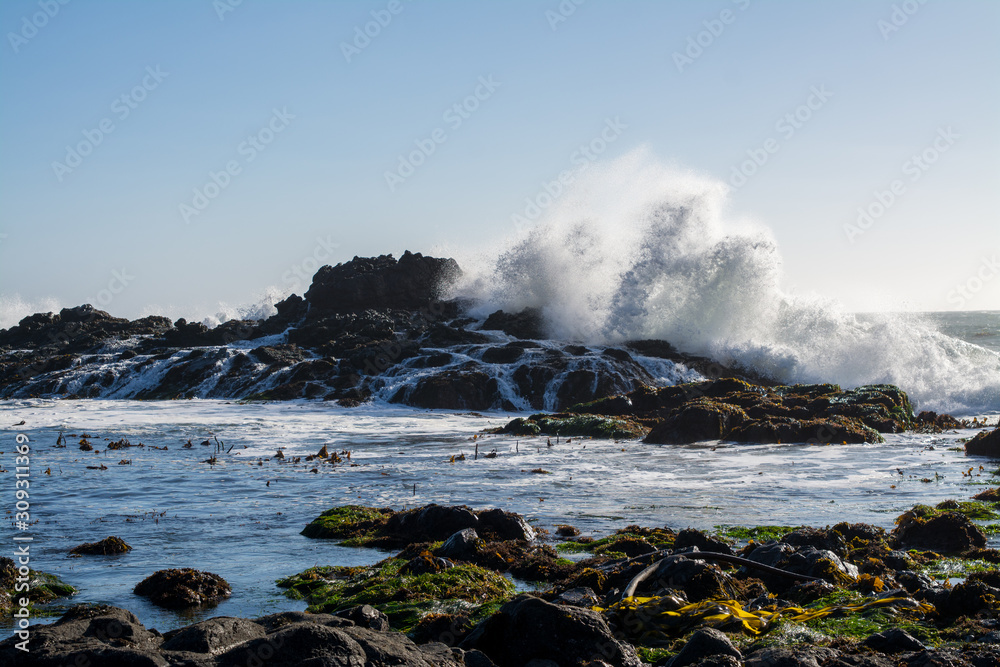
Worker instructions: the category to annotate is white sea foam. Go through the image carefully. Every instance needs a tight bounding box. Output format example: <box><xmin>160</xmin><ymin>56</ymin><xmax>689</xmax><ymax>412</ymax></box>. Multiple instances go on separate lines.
<box><xmin>451</xmin><ymin>147</ymin><xmax>1000</xmax><ymax>414</ymax></box>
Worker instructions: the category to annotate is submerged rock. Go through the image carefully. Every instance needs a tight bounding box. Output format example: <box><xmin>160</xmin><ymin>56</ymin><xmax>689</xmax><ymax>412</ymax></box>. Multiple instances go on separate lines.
<box><xmin>69</xmin><ymin>536</ymin><xmax>132</xmax><ymax>556</ymax></box>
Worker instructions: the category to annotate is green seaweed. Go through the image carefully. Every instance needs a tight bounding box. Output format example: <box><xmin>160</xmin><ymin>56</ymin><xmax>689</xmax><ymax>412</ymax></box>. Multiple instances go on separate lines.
<box><xmin>714</xmin><ymin>525</ymin><xmax>799</xmax><ymax>543</ymax></box>
<box><xmin>277</xmin><ymin>558</ymin><xmax>515</xmax><ymax>631</ymax></box>
<box><xmin>490</xmin><ymin>413</ymin><xmax>646</xmax><ymax>439</ymax></box>
<box><xmin>300</xmin><ymin>505</ymin><xmax>394</xmax><ymax>543</ymax></box>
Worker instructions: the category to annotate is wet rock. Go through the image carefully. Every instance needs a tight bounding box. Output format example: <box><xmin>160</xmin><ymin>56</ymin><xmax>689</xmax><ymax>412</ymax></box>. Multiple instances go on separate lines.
<box><xmin>890</xmin><ymin>510</ymin><xmax>987</xmax><ymax>553</ymax></box>
<box><xmin>477</xmin><ymin>508</ymin><xmax>536</xmax><ymax>542</ymax></box>
<box><xmin>160</xmin><ymin>616</ymin><xmax>265</xmax><ymax>654</ymax></box>
<box><xmin>666</xmin><ymin>628</ymin><xmax>741</xmax><ymax>667</ymax></box>
<box><xmin>69</xmin><ymin>536</ymin><xmax>132</xmax><ymax>556</ymax></box>
<box><xmin>460</xmin><ymin>594</ymin><xmax>642</xmax><ymax>667</ymax></box>
<box><xmin>250</xmin><ymin>344</ymin><xmax>307</xmax><ymax>367</ymax></box>
<box><xmin>643</xmin><ymin>400</ymin><xmax>748</xmax><ymax>444</ymax></box>
<box><xmin>937</xmin><ymin>579</ymin><xmax>1000</xmax><ymax>619</ymax></box>
<box><xmin>386</xmin><ymin>505</ymin><xmax>480</xmax><ymax>543</ymax></box>
<box><xmin>744</xmin><ymin>646</ymin><xmax>839</xmax><ymax>667</ymax></box>
<box><xmin>482</xmin><ymin>308</ymin><xmax>545</xmax><ymax>339</ymax></box>
<box><xmin>780</xmin><ymin>527</ymin><xmax>847</xmax><ymax>560</ymax></box>
<box><xmin>966</xmin><ymin>427</ymin><xmax>1000</xmax><ymax>457</ymax></box>
<box><xmin>652</xmin><ymin>556</ymin><xmax>737</xmax><ymax>602</ymax></box>
<box><xmin>862</xmin><ymin>628</ymin><xmax>925</xmax><ymax>653</ymax></box>
<box><xmin>395</xmin><ymin>370</ymin><xmax>502</xmax><ymax>410</ymax></box>
<box><xmin>334</xmin><ymin>604</ymin><xmax>391</xmax><ymax>631</ymax></box>
<box><xmin>555</xmin><ymin>587</ymin><xmax>599</xmax><ymax>607</ymax></box>
<box><xmin>133</xmin><ymin>568</ymin><xmax>232</xmax><ymax>608</ymax></box>
<box><xmin>673</xmin><ymin>529</ymin><xmax>734</xmax><ymax>556</ymax></box>
<box><xmin>304</xmin><ymin>251</ymin><xmax>460</xmax><ymax>312</ymax></box>
<box><xmin>481</xmin><ymin>345</ymin><xmax>525</xmax><ymax>364</ymax></box>
<box><xmin>436</xmin><ymin>528</ymin><xmax>483</xmax><ymax>561</ymax></box>
<box><xmin>727</xmin><ymin>415</ymin><xmax>882</xmax><ymax>444</ymax></box>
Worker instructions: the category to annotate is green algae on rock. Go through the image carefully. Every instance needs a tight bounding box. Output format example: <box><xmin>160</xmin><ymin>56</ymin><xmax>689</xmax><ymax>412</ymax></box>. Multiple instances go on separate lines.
<box><xmin>0</xmin><ymin>557</ymin><xmax>77</xmax><ymax>615</ymax></box>
<box><xmin>277</xmin><ymin>557</ymin><xmax>515</xmax><ymax>631</ymax></box>
<box><xmin>299</xmin><ymin>505</ymin><xmax>394</xmax><ymax>543</ymax></box>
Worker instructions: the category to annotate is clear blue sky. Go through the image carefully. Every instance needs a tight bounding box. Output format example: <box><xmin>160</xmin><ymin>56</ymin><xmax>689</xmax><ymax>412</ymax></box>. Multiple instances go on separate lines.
<box><xmin>1</xmin><ymin>0</ymin><xmax>998</xmax><ymax>326</ymax></box>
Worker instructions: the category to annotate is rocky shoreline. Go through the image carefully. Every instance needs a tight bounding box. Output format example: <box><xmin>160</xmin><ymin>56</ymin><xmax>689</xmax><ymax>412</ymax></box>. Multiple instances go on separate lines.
<box><xmin>5</xmin><ymin>488</ymin><xmax>1000</xmax><ymax>666</ymax></box>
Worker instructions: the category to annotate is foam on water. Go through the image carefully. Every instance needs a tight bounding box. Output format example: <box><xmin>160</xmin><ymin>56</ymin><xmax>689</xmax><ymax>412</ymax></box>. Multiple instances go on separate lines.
<box><xmin>451</xmin><ymin>148</ymin><xmax>1000</xmax><ymax>414</ymax></box>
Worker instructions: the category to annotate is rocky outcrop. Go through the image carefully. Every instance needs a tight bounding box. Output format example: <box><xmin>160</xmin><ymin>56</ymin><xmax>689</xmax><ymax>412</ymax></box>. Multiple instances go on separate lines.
<box><xmin>304</xmin><ymin>251</ymin><xmax>460</xmax><ymax>312</ymax></box>
<box><xmin>0</xmin><ymin>604</ymin><xmax>468</xmax><ymax>666</ymax></box>
<box><xmin>69</xmin><ymin>536</ymin><xmax>131</xmax><ymax>556</ymax></box>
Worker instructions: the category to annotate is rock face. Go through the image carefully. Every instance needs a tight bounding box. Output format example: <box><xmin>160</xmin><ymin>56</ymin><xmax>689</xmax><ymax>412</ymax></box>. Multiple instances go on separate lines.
<box><xmin>304</xmin><ymin>251</ymin><xmax>461</xmax><ymax>312</ymax></box>
<box><xmin>133</xmin><ymin>569</ymin><xmax>232</xmax><ymax>608</ymax></box>
<box><xmin>459</xmin><ymin>594</ymin><xmax>643</xmax><ymax>667</ymax></box>
<box><xmin>0</xmin><ymin>604</ymin><xmax>467</xmax><ymax>667</ymax></box>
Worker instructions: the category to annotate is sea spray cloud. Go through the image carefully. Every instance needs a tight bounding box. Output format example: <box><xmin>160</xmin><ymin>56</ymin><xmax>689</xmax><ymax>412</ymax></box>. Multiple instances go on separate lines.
<box><xmin>451</xmin><ymin>147</ymin><xmax>1000</xmax><ymax>413</ymax></box>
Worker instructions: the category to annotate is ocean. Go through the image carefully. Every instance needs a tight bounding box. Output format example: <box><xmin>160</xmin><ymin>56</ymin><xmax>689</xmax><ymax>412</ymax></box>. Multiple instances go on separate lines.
<box><xmin>1</xmin><ymin>308</ymin><xmax>997</xmax><ymax>638</ymax></box>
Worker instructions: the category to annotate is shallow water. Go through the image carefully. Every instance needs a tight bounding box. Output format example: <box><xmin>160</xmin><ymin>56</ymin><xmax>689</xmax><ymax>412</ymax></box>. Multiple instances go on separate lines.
<box><xmin>1</xmin><ymin>399</ymin><xmax>998</xmax><ymax>638</ymax></box>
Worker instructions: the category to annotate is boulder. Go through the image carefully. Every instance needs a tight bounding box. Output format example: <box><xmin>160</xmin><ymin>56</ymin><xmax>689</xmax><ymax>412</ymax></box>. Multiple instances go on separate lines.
<box><xmin>862</xmin><ymin>628</ymin><xmax>925</xmax><ymax>653</ymax></box>
<box><xmin>667</xmin><ymin>628</ymin><xmax>741</xmax><ymax>667</ymax></box>
<box><xmin>133</xmin><ymin>569</ymin><xmax>231</xmax><ymax>608</ymax></box>
<box><xmin>69</xmin><ymin>536</ymin><xmax>132</xmax><ymax>556</ymax></box>
<box><xmin>966</xmin><ymin>427</ymin><xmax>1000</xmax><ymax>457</ymax></box>
<box><xmin>644</xmin><ymin>400</ymin><xmax>748</xmax><ymax>444</ymax></box>
<box><xmin>161</xmin><ymin>616</ymin><xmax>265</xmax><ymax>654</ymax></box>
<box><xmin>395</xmin><ymin>370</ymin><xmax>503</xmax><ymax>410</ymax></box>
<box><xmin>460</xmin><ymin>594</ymin><xmax>642</xmax><ymax>667</ymax></box>
<box><xmin>437</xmin><ymin>528</ymin><xmax>483</xmax><ymax>561</ymax></box>
<box><xmin>890</xmin><ymin>511</ymin><xmax>987</xmax><ymax>553</ymax></box>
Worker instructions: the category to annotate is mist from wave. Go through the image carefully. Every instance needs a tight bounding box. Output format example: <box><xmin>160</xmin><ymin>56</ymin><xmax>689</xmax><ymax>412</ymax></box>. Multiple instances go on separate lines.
<box><xmin>450</xmin><ymin>147</ymin><xmax>1000</xmax><ymax>414</ymax></box>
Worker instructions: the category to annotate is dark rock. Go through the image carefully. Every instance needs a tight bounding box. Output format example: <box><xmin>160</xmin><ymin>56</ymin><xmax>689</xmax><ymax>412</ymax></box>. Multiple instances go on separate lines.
<box><xmin>862</xmin><ymin>628</ymin><xmax>925</xmax><ymax>653</ymax></box>
<box><xmin>651</xmin><ymin>556</ymin><xmax>736</xmax><ymax>602</ymax></box>
<box><xmin>481</xmin><ymin>345</ymin><xmax>525</xmax><ymax>364</ymax></box>
<box><xmin>666</xmin><ymin>628</ymin><xmax>741</xmax><ymax>667</ymax></box>
<box><xmin>133</xmin><ymin>568</ymin><xmax>231</xmax><ymax>608</ymax></box>
<box><xmin>482</xmin><ymin>308</ymin><xmax>545</xmax><ymax>340</ymax></box>
<box><xmin>250</xmin><ymin>344</ymin><xmax>307</xmax><ymax>367</ymax></box>
<box><xmin>386</xmin><ymin>505</ymin><xmax>480</xmax><ymax>543</ymax></box>
<box><xmin>673</xmin><ymin>529</ymin><xmax>734</xmax><ymax>556</ymax></box>
<box><xmin>161</xmin><ymin>616</ymin><xmax>265</xmax><ymax>654</ymax></box>
<box><xmin>69</xmin><ymin>536</ymin><xmax>132</xmax><ymax>556</ymax></box>
<box><xmin>460</xmin><ymin>594</ymin><xmax>642</xmax><ymax>667</ymax></box>
<box><xmin>644</xmin><ymin>400</ymin><xmax>748</xmax><ymax>444</ymax></box>
<box><xmin>555</xmin><ymin>587</ymin><xmax>599</xmax><ymax>607</ymax></box>
<box><xmin>890</xmin><ymin>510</ymin><xmax>987</xmax><ymax>553</ymax></box>
<box><xmin>437</xmin><ymin>528</ymin><xmax>483</xmax><ymax>561</ymax></box>
<box><xmin>744</xmin><ymin>646</ymin><xmax>839</xmax><ymax>667</ymax></box>
<box><xmin>937</xmin><ymin>579</ymin><xmax>1000</xmax><ymax>619</ymax></box>
<box><xmin>334</xmin><ymin>604</ymin><xmax>391</xmax><ymax>631</ymax></box>
<box><xmin>395</xmin><ymin>370</ymin><xmax>502</xmax><ymax>410</ymax></box>
<box><xmin>780</xmin><ymin>527</ymin><xmax>847</xmax><ymax>560</ymax></box>
<box><xmin>304</xmin><ymin>251</ymin><xmax>460</xmax><ymax>312</ymax></box>
<box><xmin>966</xmin><ymin>427</ymin><xmax>1000</xmax><ymax>457</ymax></box>
<box><xmin>477</xmin><ymin>508</ymin><xmax>536</xmax><ymax>542</ymax></box>
<box><xmin>216</xmin><ymin>622</ymin><xmax>368</xmax><ymax>667</ymax></box>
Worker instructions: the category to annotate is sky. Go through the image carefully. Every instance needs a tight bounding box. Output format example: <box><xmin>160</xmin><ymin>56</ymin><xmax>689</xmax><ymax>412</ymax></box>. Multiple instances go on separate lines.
<box><xmin>1</xmin><ymin>0</ymin><xmax>998</xmax><ymax>327</ymax></box>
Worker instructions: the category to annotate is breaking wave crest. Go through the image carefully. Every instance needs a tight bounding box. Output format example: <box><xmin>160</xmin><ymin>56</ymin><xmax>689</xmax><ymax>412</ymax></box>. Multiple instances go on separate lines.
<box><xmin>452</xmin><ymin>148</ymin><xmax>1000</xmax><ymax>414</ymax></box>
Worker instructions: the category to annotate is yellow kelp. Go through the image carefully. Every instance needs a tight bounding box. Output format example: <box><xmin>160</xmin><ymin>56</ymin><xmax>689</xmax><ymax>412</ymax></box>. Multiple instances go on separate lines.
<box><xmin>597</xmin><ymin>595</ymin><xmax>934</xmax><ymax>643</ymax></box>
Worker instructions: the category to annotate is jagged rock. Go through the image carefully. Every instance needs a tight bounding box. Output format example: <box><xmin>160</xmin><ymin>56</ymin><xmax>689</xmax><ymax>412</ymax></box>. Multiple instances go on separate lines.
<box><xmin>133</xmin><ymin>569</ymin><xmax>231</xmax><ymax>608</ymax></box>
<box><xmin>305</xmin><ymin>251</ymin><xmax>460</xmax><ymax>312</ymax></box>
<box><xmin>673</xmin><ymin>529</ymin><xmax>734</xmax><ymax>556</ymax></box>
<box><xmin>459</xmin><ymin>594</ymin><xmax>642</xmax><ymax>667</ymax></box>
<box><xmin>394</xmin><ymin>370</ymin><xmax>504</xmax><ymax>410</ymax></box>
<box><xmin>482</xmin><ymin>308</ymin><xmax>545</xmax><ymax>339</ymax></box>
<box><xmin>436</xmin><ymin>528</ymin><xmax>483</xmax><ymax>561</ymax></box>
